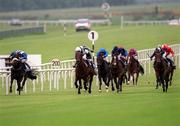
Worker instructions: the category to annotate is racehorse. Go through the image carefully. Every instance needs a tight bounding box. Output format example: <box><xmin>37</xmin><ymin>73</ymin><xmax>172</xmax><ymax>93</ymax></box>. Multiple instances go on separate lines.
<box><xmin>110</xmin><ymin>54</ymin><xmax>126</xmax><ymax>93</ymax></box>
<box><xmin>127</xmin><ymin>56</ymin><xmax>144</xmax><ymax>85</ymax></box>
<box><xmin>74</xmin><ymin>51</ymin><xmax>94</xmax><ymax>94</ymax></box>
<box><xmin>153</xmin><ymin>51</ymin><xmax>170</xmax><ymax>92</ymax></box>
<box><xmin>9</xmin><ymin>58</ymin><xmax>26</xmax><ymax>95</ymax></box>
<box><xmin>97</xmin><ymin>53</ymin><xmax>115</xmax><ymax>92</ymax></box>
<box><xmin>9</xmin><ymin>58</ymin><xmax>37</xmax><ymax>95</ymax></box>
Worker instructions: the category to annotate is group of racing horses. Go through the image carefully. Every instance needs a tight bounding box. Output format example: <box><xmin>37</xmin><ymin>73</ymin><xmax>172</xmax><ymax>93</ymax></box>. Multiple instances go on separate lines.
<box><xmin>74</xmin><ymin>49</ymin><xmax>144</xmax><ymax>94</ymax></box>
<box><xmin>74</xmin><ymin>47</ymin><xmax>175</xmax><ymax>94</ymax></box>
<box><xmin>8</xmin><ymin>46</ymin><xmax>175</xmax><ymax>95</ymax></box>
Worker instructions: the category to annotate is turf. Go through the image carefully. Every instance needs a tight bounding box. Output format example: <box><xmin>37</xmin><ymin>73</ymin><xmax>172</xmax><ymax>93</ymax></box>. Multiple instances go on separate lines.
<box><xmin>0</xmin><ymin>69</ymin><xmax>180</xmax><ymax>126</ymax></box>
<box><xmin>0</xmin><ymin>25</ymin><xmax>180</xmax><ymax>126</ymax></box>
<box><xmin>0</xmin><ymin>25</ymin><xmax>180</xmax><ymax>62</ymax></box>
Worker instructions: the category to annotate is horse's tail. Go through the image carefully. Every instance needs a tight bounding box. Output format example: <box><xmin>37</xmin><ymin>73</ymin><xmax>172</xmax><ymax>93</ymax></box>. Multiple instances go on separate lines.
<box><xmin>139</xmin><ymin>65</ymin><xmax>144</xmax><ymax>75</ymax></box>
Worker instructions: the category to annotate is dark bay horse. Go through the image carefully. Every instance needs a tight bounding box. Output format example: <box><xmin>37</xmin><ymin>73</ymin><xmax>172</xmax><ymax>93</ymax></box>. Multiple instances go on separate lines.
<box><xmin>111</xmin><ymin>54</ymin><xmax>126</xmax><ymax>93</ymax></box>
<box><xmin>97</xmin><ymin>53</ymin><xmax>115</xmax><ymax>92</ymax></box>
<box><xmin>127</xmin><ymin>56</ymin><xmax>144</xmax><ymax>85</ymax></box>
<box><xmin>9</xmin><ymin>58</ymin><xmax>37</xmax><ymax>95</ymax></box>
<box><xmin>10</xmin><ymin>58</ymin><xmax>26</xmax><ymax>95</ymax></box>
<box><xmin>153</xmin><ymin>52</ymin><xmax>170</xmax><ymax>92</ymax></box>
<box><xmin>74</xmin><ymin>51</ymin><xmax>94</xmax><ymax>94</ymax></box>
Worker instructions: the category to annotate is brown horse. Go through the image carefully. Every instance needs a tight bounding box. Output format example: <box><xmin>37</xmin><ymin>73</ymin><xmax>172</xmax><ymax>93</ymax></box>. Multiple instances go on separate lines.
<box><xmin>97</xmin><ymin>53</ymin><xmax>115</xmax><ymax>92</ymax></box>
<box><xmin>127</xmin><ymin>56</ymin><xmax>144</xmax><ymax>85</ymax></box>
<box><xmin>110</xmin><ymin>54</ymin><xmax>126</xmax><ymax>93</ymax></box>
<box><xmin>74</xmin><ymin>51</ymin><xmax>94</xmax><ymax>94</ymax></box>
<box><xmin>153</xmin><ymin>51</ymin><xmax>170</xmax><ymax>92</ymax></box>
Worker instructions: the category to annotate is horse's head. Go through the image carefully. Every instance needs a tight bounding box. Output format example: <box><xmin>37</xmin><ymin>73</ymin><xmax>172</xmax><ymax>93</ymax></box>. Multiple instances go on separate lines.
<box><xmin>11</xmin><ymin>58</ymin><xmax>22</xmax><ymax>69</ymax></box>
<box><xmin>111</xmin><ymin>54</ymin><xmax>118</xmax><ymax>66</ymax></box>
<box><xmin>97</xmin><ymin>53</ymin><xmax>105</xmax><ymax>66</ymax></box>
<box><xmin>75</xmin><ymin>51</ymin><xmax>83</xmax><ymax>62</ymax></box>
<box><xmin>154</xmin><ymin>52</ymin><xmax>163</xmax><ymax>63</ymax></box>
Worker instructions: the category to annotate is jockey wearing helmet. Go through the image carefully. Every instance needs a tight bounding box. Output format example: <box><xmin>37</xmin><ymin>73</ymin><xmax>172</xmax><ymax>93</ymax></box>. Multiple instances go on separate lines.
<box><xmin>111</xmin><ymin>45</ymin><xmax>128</xmax><ymax>65</ymax></box>
<box><xmin>74</xmin><ymin>45</ymin><xmax>96</xmax><ymax>69</ymax></box>
<box><xmin>9</xmin><ymin>50</ymin><xmax>36</xmax><ymax>79</ymax></box>
<box><xmin>150</xmin><ymin>44</ymin><xmax>164</xmax><ymax>60</ymax></box>
<box><xmin>128</xmin><ymin>48</ymin><xmax>139</xmax><ymax>63</ymax></box>
<box><xmin>161</xmin><ymin>44</ymin><xmax>175</xmax><ymax>68</ymax></box>
<box><xmin>97</xmin><ymin>48</ymin><xmax>108</xmax><ymax>61</ymax></box>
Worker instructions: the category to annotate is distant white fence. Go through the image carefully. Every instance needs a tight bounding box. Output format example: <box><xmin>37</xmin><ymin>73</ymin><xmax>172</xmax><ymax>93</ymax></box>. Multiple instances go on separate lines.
<box><xmin>0</xmin><ymin>19</ymin><xmax>111</xmax><ymax>26</ymax></box>
<box><xmin>1</xmin><ymin>44</ymin><xmax>180</xmax><ymax>95</ymax></box>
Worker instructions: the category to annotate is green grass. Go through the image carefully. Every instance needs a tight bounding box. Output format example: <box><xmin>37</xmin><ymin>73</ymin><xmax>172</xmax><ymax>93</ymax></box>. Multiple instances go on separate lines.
<box><xmin>0</xmin><ymin>25</ymin><xmax>180</xmax><ymax>62</ymax></box>
<box><xmin>0</xmin><ymin>24</ymin><xmax>180</xmax><ymax>126</ymax></box>
<box><xmin>0</xmin><ymin>69</ymin><xmax>180</xmax><ymax>126</ymax></box>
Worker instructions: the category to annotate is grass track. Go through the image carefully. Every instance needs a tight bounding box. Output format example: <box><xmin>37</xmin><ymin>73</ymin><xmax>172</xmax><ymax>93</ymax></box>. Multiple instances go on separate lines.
<box><xmin>0</xmin><ymin>69</ymin><xmax>180</xmax><ymax>126</ymax></box>
<box><xmin>0</xmin><ymin>25</ymin><xmax>180</xmax><ymax>126</ymax></box>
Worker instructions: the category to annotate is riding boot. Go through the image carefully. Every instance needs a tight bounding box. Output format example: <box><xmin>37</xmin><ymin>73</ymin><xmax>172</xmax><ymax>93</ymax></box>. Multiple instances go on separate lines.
<box><xmin>169</xmin><ymin>60</ymin><xmax>176</xmax><ymax>69</ymax></box>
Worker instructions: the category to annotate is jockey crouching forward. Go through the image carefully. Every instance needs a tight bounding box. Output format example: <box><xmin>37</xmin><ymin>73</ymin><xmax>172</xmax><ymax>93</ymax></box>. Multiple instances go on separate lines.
<box><xmin>128</xmin><ymin>48</ymin><xmax>139</xmax><ymax>64</ymax></box>
<box><xmin>9</xmin><ymin>50</ymin><xmax>36</xmax><ymax>80</ymax></box>
<box><xmin>161</xmin><ymin>44</ymin><xmax>176</xmax><ymax>69</ymax></box>
<box><xmin>97</xmin><ymin>48</ymin><xmax>109</xmax><ymax>61</ymax></box>
<box><xmin>112</xmin><ymin>46</ymin><xmax>128</xmax><ymax>66</ymax></box>
<box><xmin>74</xmin><ymin>45</ymin><xmax>96</xmax><ymax>75</ymax></box>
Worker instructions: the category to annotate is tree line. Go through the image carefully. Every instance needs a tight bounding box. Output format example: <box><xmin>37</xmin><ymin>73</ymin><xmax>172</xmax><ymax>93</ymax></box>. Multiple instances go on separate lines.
<box><xmin>0</xmin><ymin>0</ymin><xmax>136</xmax><ymax>12</ymax></box>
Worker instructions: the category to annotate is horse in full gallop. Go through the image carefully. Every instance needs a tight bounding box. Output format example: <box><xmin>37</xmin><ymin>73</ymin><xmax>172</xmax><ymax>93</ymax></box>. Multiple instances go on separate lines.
<box><xmin>153</xmin><ymin>51</ymin><xmax>171</xmax><ymax>92</ymax></box>
<box><xmin>110</xmin><ymin>54</ymin><xmax>126</xmax><ymax>93</ymax></box>
<box><xmin>127</xmin><ymin>56</ymin><xmax>144</xmax><ymax>85</ymax></box>
<box><xmin>9</xmin><ymin>58</ymin><xmax>37</xmax><ymax>95</ymax></box>
<box><xmin>10</xmin><ymin>58</ymin><xmax>26</xmax><ymax>95</ymax></box>
<box><xmin>97</xmin><ymin>53</ymin><xmax>115</xmax><ymax>92</ymax></box>
<box><xmin>74</xmin><ymin>51</ymin><xmax>94</xmax><ymax>94</ymax></box>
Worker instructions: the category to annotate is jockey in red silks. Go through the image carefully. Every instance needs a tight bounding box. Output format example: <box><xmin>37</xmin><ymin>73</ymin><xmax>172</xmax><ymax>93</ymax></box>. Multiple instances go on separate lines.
<box><xmin>128</xmin><ymin>48</ymin><xmax>139</xmax><ymax>63</ymax></box>
<box><xmin>161</xmin><ymin>44</ymin><xmax>176</xmax><ymax>68</ymax></box>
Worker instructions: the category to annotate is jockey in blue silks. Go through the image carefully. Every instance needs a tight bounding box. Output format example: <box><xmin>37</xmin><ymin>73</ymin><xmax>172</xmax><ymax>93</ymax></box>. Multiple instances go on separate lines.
<box><xmin>10</xmin><ymin>50</ymin><xmax>27</xmax><ymax>63</ymax></box>
<box><xmin>9</xmin><ymin>50</ymin><xmax>36</xmax><ymax>79</ymax></box>
<box><xmin>97</xmin><ymin>48</ymin><xmax>108</xmax><ymax>60</ymax></box>
<box><xmin>10</xmin><ymin>50</ymin><xmax>30</xmax><ymax>71</ymax></box>
<box><xmin>111</xmin><ymin>46</ymin><xmax>128</xmax><ymax>65</ymax></box>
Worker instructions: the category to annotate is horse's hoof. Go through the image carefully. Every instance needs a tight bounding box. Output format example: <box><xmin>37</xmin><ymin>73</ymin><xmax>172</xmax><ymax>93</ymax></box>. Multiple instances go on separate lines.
<box><xmin>112</xmin><ymin>87</ymin><xmax>115</xmax><ymax>91</ymax></box>
<box><xmin>106</xmin><ymin>89</ymin><xmax>109</xmax><ymax>93</ymax></box>
<box><xmin>9</xmin><ymin>90</ymin><xmax>12</xmax><ymax>93</ymax></box>
<box><xmin>88</xmin><ymin>90</ymin><xmax>91</xmax><ymax>94</ymax></box>
<box><xmin>99</xmin><ymin>90</ymin><xmax>102</xmax><ymax>92</ymax></box>
<box><xmin>78</xmin><ymin>92</ymin><xmax>81</xmax><ymax>94</ymax></box>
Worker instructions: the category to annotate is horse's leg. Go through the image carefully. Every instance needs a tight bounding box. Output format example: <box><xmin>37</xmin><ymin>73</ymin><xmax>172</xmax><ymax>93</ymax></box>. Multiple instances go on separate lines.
<box><xmin>132</xmin><ymin>74</ymin><xmax>135</xmax><ymax>85</ymax></box>
<box><xmin>78</xmin><ymin>79</ymin><xmax>82</xmax><ymax>94</ymax></box>
<box><xmin>17</xmin><ymin>80</ymin><xmax>21</xmax><ymax>95</ymax></box>
<box><xmin>83</xmin><ymin>79</ymin><xmax>88</xmax><ymax>91</ymax></box>
<box><xmin>155</xmin><ymin>72</ymin><xmax>159</xmax><ymax>89</ymax></box>
<box><xmin>98</xmin><ymin>75</ymin><xmax>102</xmax><ymax>92</ymax></box>
<box><xmin>21</xmin><ymin>76</ymin><xmax>27</xmax><ymax>91</ymax></box>
<box><xmin>114</xmin><ymin>77</ymin><xmax>119</xmax><ymax>92</ymax></box>
<box><xmin>103</xmin><ymin>77</ymin><xmax>109</xmax><ymax>92</ymax></box>
<box><xmin>169</xmin><ymin>69</ymin><xmax>174</xmax><ymax>86</ymax></box>
<box><xmin>88</xmin><ymin>75</ymin><xmax>93</xmax><ymax>94</ymax></box>
<box><xmin>110</xmin><ymin>76</ymin><xmax>115</xmax><ymax>91</ymax></box>
<box><xmin>135</xmin><ymin>73</ymin><xmax>139</xmax><ymax>85</ymax></box>
<box><xmin>74</xmin><ymin>77</ymin><xmax>78</xmax><ymax>89</ymax></box>
<box><xmin>9</xmin><ymin>77</ymin><xmax>14</xmax><ymax>93</ymax></box>
<box><xmin>127</xmin><ymin>72</ymin><xmax>130</xmax><ymax>84</ymax></box>
<box><xmin>160</xmin><ymin>76</ymin><xmax>165</xmax><ymax>92</ymax></box>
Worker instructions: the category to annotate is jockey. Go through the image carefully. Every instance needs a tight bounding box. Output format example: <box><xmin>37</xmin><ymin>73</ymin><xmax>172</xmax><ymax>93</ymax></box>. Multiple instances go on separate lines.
<box><xmin>9</xmin><ymin>50</ymin><xmax>36</xmax><ymax>79</ymax></box>
<box><xmin>128</xmin><ymin>48</ymin><xmax>138</xmax><ymax>63</ymax></box>
<box><xmin>111</xmin><ymin>46</ymin><xmax>128</xmax><ymax>65</ymax></box>
<box><xmin>97</xmin><ymin>48</ymin><xmax>108</xmax><ymax>61</ymax></box>
<box><xmin>74</xmin><ymin>45</ymin><xmax>96</xmax><ymax>69</ymax></box>
<box><xmin>150</xmin><ymin>45</ymin><xmax>164</xmax><ymax>60</ymax></box>
<box><xmin>161</xmin><ymin>44</ymin><xmax>176</xmax><ymax>68</ymax></box>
